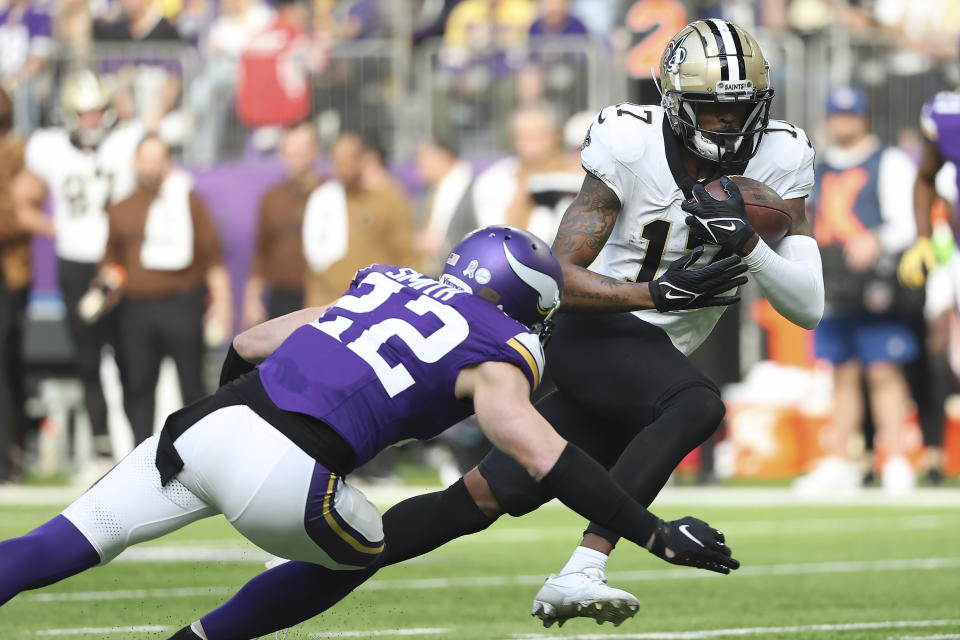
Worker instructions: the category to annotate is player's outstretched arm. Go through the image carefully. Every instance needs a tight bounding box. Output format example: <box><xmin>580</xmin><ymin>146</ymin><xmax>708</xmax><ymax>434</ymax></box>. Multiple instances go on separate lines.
<box><xmin>462</xmin><ymin>361</ymin><xmax>739</xmax><ymax>574</ymax></box>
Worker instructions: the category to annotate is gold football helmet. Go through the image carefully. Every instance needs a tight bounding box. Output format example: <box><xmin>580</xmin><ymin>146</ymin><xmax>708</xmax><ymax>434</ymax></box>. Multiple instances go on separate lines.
<box><xmin>60</xmin><ymin>69</ymin><xmax>116</xmax><ymax>148</ymax></box>
<box><xmin>659</xmin><ymin>20</ymin><xmax>774</xmax><ymax>165</ymax></box>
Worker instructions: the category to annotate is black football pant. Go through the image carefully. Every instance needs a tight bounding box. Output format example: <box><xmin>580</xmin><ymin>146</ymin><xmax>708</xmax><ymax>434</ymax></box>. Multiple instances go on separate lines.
<box><xmin>380</xmin><ymin>312</ymin><xmax>724</xmax><ymax>565</ymax></box>
<box><xmin>59</xmin><ymin>259</ymin><xmax>119</xmax><ymax>453</ymax></box>
<box><xmin>0</xmin><ymin>284</ymin><xmax>28</xmax><ymax>482</ymax></box>
<box><xmin>121</xmin><ymin>289</ymin><xmax>207</xmax><ymax>444</ymax></box>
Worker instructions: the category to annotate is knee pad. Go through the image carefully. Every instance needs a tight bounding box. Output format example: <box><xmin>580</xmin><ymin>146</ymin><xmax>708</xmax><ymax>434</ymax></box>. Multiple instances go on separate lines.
<box><xmin>482</xmin><ymin>470</ymin><xmax>550</xmax><ymax>518</ymax></box>
<box><xmin>661</xmin><ymin>385</ymin><xmax>725</xmax><ymax>444</ymax></box>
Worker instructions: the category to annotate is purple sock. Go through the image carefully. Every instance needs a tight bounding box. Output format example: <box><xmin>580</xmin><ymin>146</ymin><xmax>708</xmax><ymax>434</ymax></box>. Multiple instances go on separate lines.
<box><xmin>0</xmin><ymin>515</ymin><xmax>100</xmax><ymax>606</ymax></box>
<box><xmin>200</xmin><ymin>560</ymin><xmax>379</xmax><ymax>639</ymax></box>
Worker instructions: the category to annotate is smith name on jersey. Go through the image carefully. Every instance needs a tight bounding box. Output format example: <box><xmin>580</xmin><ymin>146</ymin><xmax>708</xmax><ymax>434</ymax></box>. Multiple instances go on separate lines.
<box><xmin>258</xmin><ymin>264</ymin><xmax>545</xmax><ymax>467</ymax></box>
<box><xmin>582</xmin><ymin>104</ymin><xmax>815</xmax><ymax>354</ymax></box>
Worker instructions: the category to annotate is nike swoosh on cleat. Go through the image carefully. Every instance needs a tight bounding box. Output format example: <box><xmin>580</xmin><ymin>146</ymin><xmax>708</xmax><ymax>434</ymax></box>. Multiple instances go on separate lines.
<box><xmin>678</xmin><ymin>524</ymin><xmax>705</xmax><ymax>547</ymax></box>
<box><xmin>598</xmin><ymin>110</ymin><xmax>606</xmax><ymax>123</ymax></box>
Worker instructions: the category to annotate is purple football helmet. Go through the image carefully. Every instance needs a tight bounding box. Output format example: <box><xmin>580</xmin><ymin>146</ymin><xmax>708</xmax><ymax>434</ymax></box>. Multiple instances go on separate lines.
<box><xmin>441</xmin><ymin>226</ymin><xmax>563</xmax><ymax>340</ymax></box>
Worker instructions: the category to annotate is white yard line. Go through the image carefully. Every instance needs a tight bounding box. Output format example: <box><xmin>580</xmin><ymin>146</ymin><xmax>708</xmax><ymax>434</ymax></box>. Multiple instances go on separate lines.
<box><xmin>35</xmin><ymin>626</ymin><xmax>170</xmax><ymax>636</ymax></box>
<box><xmin>25</xmin><ymin>586</ymin><xmax>232</xmax><ymax>602</ymax></box>
<box><xmin>509</xmin><ymin>619</ymin><xmax>960</xmax><ymax>640</ymax></box>
<box><xmin>309</xmin><ymin>629</ymin><xmax>451</xmax><ymax>638</ymax></box>
<box><xmin>890</xmin><ymin>635</ymin><xmax>960</xmax><ymax>639</ymax></box>
<box><xmin>23</xmin><ymin>557</ymin><xmax>960</xmax><ymax>603</ymax></box>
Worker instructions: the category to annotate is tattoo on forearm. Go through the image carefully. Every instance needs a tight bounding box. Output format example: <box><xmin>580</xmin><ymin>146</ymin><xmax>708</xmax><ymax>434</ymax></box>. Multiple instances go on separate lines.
<box><xmin>552</xmin><ymin>173</ymin><xmax>621</xmax><ymax>260</ymax></box>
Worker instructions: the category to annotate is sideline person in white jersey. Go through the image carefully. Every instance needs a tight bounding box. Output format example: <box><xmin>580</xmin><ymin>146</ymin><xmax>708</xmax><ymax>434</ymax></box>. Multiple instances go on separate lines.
<box><xmin>371</xmin><ymin>18</ymin><xmax>824</xmax><ymax>628</ymax></box>
<box><xmin>13</xmin><ymin>69</ymin><xmax>142</xmax><ymax>464</ymax></box>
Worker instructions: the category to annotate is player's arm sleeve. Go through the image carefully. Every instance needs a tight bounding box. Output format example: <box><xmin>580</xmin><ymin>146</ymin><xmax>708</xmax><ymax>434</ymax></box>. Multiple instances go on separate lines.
<box><xmin>743</xmin><ymin>234</ymin><xmax>824</xmax><ymax>330</ymax></box>
<box><xmin>579</xmin><ymin>108</ymin><xmax>638</xmax><ymax>205</ymax></box>
<box><xmin>876</xmin><ymin>148</ymin><xmax>918</xmax><ymax>253</ymax></box>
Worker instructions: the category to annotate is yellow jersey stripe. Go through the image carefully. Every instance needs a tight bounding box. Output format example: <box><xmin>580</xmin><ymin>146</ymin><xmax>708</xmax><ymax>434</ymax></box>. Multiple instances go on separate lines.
<box><xmin>323</xmin><ymin>474</ymin><xmax>385</xmax><ymax>555</ymax></box>
<box><xmin>506</xmin><ymin>338</ymin><xmax>540</xmax><ymax>390</ymax></box>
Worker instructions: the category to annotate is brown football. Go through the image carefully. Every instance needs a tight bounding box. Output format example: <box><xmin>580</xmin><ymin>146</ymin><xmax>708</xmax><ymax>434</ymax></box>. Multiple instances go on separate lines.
<box><xmin>703</xmin><ymin>175</ymin><xmax>792</xmax><ymax>245</ymax></box>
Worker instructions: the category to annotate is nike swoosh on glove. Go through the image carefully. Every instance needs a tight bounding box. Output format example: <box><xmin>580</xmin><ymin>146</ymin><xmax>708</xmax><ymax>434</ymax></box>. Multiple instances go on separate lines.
<box><xmin>648</xmin><ymin>246</ymin><xmax>749</xmax><ymax>312</ymax></box>
<box><xmin>646</xmin><ymin>516</ymin><xmax>740</xmax><ymax>575</ymax></box>
<box><xmin>682</xmin><ymin>177</ymin><xmax>757</xmax><ymax>255</ymax></box>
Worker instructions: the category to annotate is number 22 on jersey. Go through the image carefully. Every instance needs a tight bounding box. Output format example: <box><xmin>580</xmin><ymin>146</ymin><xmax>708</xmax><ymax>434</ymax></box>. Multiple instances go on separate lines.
<box><xmin>309</xmin><ymin>271</ymin><xmax>469</xmax><ymax>397</ymax></box>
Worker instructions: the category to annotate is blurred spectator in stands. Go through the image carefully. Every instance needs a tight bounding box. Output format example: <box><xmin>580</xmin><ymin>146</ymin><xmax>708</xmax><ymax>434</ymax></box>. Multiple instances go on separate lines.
<box><xmin>414</xmin><ymin>134</ymin><xmax>476</xmax><ymax>276</ymax></box>
<box><xmin>873</xmin><ymin>0</ymin><xmax>959</xmax><ymax>63</ymax></box>
<box><xmin>569</xmin><ymin>0</ymin><xmax>614</xmax><ymax>35</ymax></box>
<box><xmin>502</xmin><ymin>103</ymin><xmax>581</xmax><ymax>243</ymax></box>
<box><xmin>96</xmin><ymin>135</ymin><xmax>231</xmax><ymax>444</ymax></box>
<box><xmin>413</xmin><ymin>0</ymin><xmax>460</xmax><ymax>44</ymax></box>
<box><xmin>243</xmin><ymin>122</ymin><xmax>320</xmax><ymax>328</ymax></box>
<box><xmin>237</xmin><ymin>0</ymin><xmax>316</xmax><ymax>148</ymax></box>
<box><xmin>866</xmin><ymin>0</ymin><xmax>960</xmax><ymax>141</ymax></box>
<box><xmin>0</xmin><ymin>89</ymin><xmax>29</xmax><ymax>484</ymax></box>
<box><xmin>445</xmin><ymin>0</ymin><xmax>535</xmax><ymax>52</ymax></box>
<box><xmin>529</xmin><ymin>0</ymin><xmax>587</xmax><ymax>37</ymax></box>
<box><xmin>314</xmin><ymin>0</ymin><xmax>382</xmax><ymax>42</ymax></box>
<box><xmin>94</xmin><ymin>0</ymin><xmax>184</xmax><ymax>139</ymax></box>
<box><xmin>187</xmin><ymin>0</ymin><xmax>273</xmax><ymax>165</ymax></box>
<box><xmin>94</xmin><ymin>0</ymin><xmax>180</xmax><ymax>42</ymax></box>
<box><xmin>0</xmin><ymin>0</ymin><xmax>54</xmax><ymax>134</ymax></box>
<box><xmin>797</xmin><ymin>86</ymin><xmax>921</xmax><ymax>496</ymax></box>
<box><xmin>56</xmin><ymin>0</ymin><xmax>94</xmax><ymax>53</ymax></box>
<box><xmin>311</xmin><ymin>0</ymin><xmax>385</xmax><ymax>141</ymax></box>
<box><xmin>302</xmin><ymin>131</ymin><xmax>414</xmax><ymax>306</ymax></box>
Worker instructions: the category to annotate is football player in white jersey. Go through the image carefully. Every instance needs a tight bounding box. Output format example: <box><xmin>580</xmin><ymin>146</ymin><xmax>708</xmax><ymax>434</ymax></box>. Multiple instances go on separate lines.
<box><xmin>369</xmin><ymin>19</ymin><xmax>825</xmax><ymax>628</ymax></box>
<box><xmin>13</xmin><ymin>70</ymin><xmax>142</xmax><ymax>464</ymax></box>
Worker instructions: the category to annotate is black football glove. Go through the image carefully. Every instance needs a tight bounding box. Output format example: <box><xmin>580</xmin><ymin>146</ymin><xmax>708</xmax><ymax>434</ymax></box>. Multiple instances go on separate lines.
<box><xmin>682</xmin><ymin>177</ymin><xmax>757</xmax><ymax>255</ymax></box>
<box><xmin>646</xmin><ymin>516</ymin><xmax>740</xmax><ymax>575</ymax></box>
<box><xmin>648</xmin><ymin>246</ymin><xmax>748</xmax><ymax>312</ymax></box>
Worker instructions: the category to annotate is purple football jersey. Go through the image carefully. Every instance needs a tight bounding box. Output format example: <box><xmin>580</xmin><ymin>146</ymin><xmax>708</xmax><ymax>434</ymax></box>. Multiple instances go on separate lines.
<box><xmin>258</xmin><ymin>265</ymin><xmax>545</xmax><ymax>467</ymax></box>
<box><xmin>921</xmin><ymin>92</ymin><xmax>960</xmax><ymax>203</ymax></box>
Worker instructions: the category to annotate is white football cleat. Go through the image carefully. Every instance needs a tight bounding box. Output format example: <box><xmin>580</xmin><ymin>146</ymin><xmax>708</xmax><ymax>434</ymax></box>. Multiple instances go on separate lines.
<box><xmin>531</xmin><ymin>567</ymin><xmax>640</xmax><ymax>628</ymax></box>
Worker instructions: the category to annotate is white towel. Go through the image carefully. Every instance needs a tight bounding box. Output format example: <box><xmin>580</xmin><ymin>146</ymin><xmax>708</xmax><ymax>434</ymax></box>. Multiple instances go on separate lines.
<box><xmin>303</xmin><ymin>180</ymin><xmax>349</xmax><ymax>273</ymax></box>
<box><xmin>140</xmin><ymin>170</ymin><xmax>195</xmax><ymax>271</ymax></box>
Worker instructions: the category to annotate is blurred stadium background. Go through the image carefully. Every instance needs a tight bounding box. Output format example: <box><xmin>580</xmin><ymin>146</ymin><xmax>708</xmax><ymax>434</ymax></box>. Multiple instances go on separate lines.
<box><xmin>1</xmin><ymin>0</ymin><xmax>960</xmax><ymax>637</ymax></box>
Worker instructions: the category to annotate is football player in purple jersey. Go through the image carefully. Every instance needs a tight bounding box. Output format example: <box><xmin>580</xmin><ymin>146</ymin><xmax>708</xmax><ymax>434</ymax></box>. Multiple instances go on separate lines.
<box><xmin>0</xmin><ymin>226</ymin><xmax>744</xmax><ymax>639</ymax></box>
<box><xmin>899</xmin><ymin>89</ymin><xmax>960</xmax><ymax>287</ymax></box>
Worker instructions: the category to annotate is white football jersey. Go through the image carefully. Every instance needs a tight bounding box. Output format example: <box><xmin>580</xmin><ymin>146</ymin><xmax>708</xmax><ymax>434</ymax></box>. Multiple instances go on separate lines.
<box><xmin>581</xmin><ymin>104</ymin><xmax>815</xmax><ymax>355</ymax></box>
<box><xmin>25</xmin><ymin>121</ymin><xmax>143</xmax><ymax>263</ymax></box>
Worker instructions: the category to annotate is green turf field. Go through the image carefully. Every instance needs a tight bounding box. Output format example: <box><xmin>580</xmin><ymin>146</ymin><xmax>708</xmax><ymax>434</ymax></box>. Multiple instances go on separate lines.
<box><xmin>1</xmin><ymin>491</ymin><xmax>959</xmax><ymax>640</ymax></box>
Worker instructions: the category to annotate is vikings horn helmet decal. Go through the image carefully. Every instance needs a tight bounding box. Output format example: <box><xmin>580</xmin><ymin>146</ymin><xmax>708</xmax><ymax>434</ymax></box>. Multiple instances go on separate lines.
<box><xmin>442</xmin><ymin>226</ymin><xmax>564</xmax><ymax>337</ymax></box>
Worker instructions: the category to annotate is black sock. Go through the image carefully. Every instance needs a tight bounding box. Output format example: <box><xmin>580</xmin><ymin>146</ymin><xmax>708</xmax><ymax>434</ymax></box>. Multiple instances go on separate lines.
<box><xmin>380</xmin><ymin>478</ymin><xmax>492</xmax><ymax>566</ymax></box>
<box><xmin>167</xmin><ymin>626</ymin><xmax>201</xmax><ymax>639</ymax></box>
